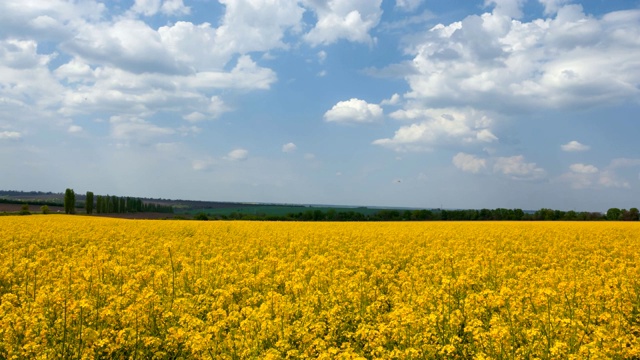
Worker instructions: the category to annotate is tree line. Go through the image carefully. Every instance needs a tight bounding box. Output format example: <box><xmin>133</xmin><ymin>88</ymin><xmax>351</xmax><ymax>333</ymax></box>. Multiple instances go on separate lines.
<box><xmin>195</xmin><ymin>207</ymin><xmax>640</xmax><ymax>221</ymax></box>
<box><xmin>63</xmin><ymin>189</ymin><xmax>173</xmax><ymax>215</ymax></box>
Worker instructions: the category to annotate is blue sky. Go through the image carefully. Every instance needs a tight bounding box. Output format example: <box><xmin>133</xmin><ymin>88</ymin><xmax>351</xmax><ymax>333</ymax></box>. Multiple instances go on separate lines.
<box><xmin>1</xmin><ymin>0</ymin><xmax>639</xmax><ymax>211</ymax></box>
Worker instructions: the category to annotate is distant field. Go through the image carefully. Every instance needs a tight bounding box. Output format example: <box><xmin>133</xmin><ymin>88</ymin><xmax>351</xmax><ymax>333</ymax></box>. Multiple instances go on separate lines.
<box><xmin>1</xmin><ymin>216</ymin><xmax>638</xmax><ymax>358</ymax></box>
<box><xmin>0</xmin><ymin>203</ymin><xmax>64</xmax><ymax>213</ymax></box>
<box><xmin>178</xmin><ymin>204</ymin><xmax>386</xmax><ymax>217</ymax></box>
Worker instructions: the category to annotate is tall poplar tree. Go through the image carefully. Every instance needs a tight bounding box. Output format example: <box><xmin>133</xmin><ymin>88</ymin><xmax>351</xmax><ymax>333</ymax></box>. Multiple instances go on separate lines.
<box><xmin>64</xmin><ymin>188</ymin><xmax>76</xmax><ymax>214</ymax></box>
<box><xmin>86</xmin><ymin>191</ymin><xmax>94</xmax><ymax>214</ymax></box>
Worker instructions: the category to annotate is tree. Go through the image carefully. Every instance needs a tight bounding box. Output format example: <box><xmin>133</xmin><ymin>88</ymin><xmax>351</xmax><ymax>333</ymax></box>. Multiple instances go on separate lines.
<box><xmin>86</xmin><ymin>191</ymin><xmax>94</xmax><ymax>215</ymax></box>
<box><xmin>194</xmin><ymin>212</ymin><xmax>209</xmax><ymax>220</ymax></box>
<box><xmin>620</xmin><ymin>208</ymin><xmax>639</xmax><ymax>221</ymax></box>
<box><xmin>606</xmin><ymin>208</ymin><xmax>621</xmax><ymax>221</ymax></box>
<box><xmin>20</xmin><ymin>204</ymin><xmax>31</xmax><ymax>215</ymax></box>
<box><xmin>41</xmin><ymin>205</ymin><xmax>50</xmax><ymax>214</ymax></box>
<box><xmin>64</xmin><ymin>188</ymin><xmax>76</xmax><ymax>214</ymax></box>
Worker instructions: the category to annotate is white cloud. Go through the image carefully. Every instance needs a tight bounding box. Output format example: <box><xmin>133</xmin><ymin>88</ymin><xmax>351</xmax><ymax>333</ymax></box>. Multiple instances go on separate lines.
<box><xmin>476</xmin><ymin>129</ymin><xmax>498</xmax><ymax>142</ymax></box>
<box><xmin>131</xmin><ymin>0</ymin><xmax>162</xmax><ymax>16</ymax></box>
<box><xmin>109</xmin><ymin>116</ymin><xmax>174</xmax><ymax>141</ymax></box>
<box><xmin>0</xmin><ymin>39</ymin><xmax>65</xmax><ymax>116</ymax></box>
<box><xmin>67</xmin><ymin>125</ymin><xmax>83</xmax><ymax>133</ymax></box>
<box><xmin>538</xmin><ymin>0</ymin><xmax>572</xmax><ymax>15</ymax></box>
<box><xmin>160</xmin><ymin>0</ymin><xmax>190</xmax><ymax>16</ymax></box>
<box><xmin>598</xmin><ymin>158</ymin><xmax>640</xmax><ymax>188</ymax></box>
<box><xmin>183</xmin><ymin>112</ymin><xmax>207</xmax><ymax>123</ymax></box>
<box><xmin>609</xmin><ymin>158</ymin><xmax>640</xmax><ymax>169</ymax></box>
<box><xmin>569</xmin><ymin>163</ymin><xmax>598</xmax><ymax>174</ymax></box>
<box><xmin>317</xmin><ymin>50</ymin><xmax>327</xmax><ymax>63</ymax></box>
<box><xmin>374</xmin><ymin>108</ymin><xmax>497</xmax><ymax>152</ymax></box>
<box><xmin>0</xmin><ymin>131</ymin><xmax>22</xmax><ymax>140</ymax></box>
<box><xmin>186</xmin><ymin>55</ymin><xmax>277</xmax><ymax>90</ymax></box>
<box><xmin>561</xmin><ymin>140</ymin><xmax>589</xmax><ymax>152</ymax></box>
<box><xmin>396</xmin><ymin>0</ymin><xmax>423</xmax><ymax>12</ymax></box>
<box><xmin>381</xmin><ymin>93</ymin><xmax>401</xmax><ymax>106</ymax></box>
<box><xmin>324</xmin><ymin>98</ymin><xmax>383</xmax><ymax>124</ymax></box>
<box><xmin>0</xmin><ymin>1</ymin><xmax>285</xmax><ymax>131</ymax></box>
<box><xmin>400</xmin><ymin>5</ymin><xmax>640</xmax><ymax>113</ymax></box>
<box><xmin>303</xmin><ymin>0</ymin><xmax>383</xmax><ymax>46</ymax></box>
<box><xmin>484</xmin><ymin>0</ymin><xmax>526</xmax><ymax>19</ymax></box>
<box><xmin>282</xmin><ymin>142</ymin><xmax>297</xmax><ymax>153</ymax></box>
<box><xmin>226</xmin><ymin>148</ymin><xmax>249</xmax><ymax>161</ymax></box>
<box><xmin>598</xmin><ymin>170</ymin><xmax>630</xmax><ymax>189</ymax></box>
<box><xmin>192</xmin><ymin>157</ymin><xmax>216</xmax><ymax>171</ymax></box>
<box><xmin>64</xmin><ymin>19</ymin><xmax>185</xmax><ymax>75</ymax></box>
<box><xmin>217</xmin><ymin>0</ymin><xmax>304</xmax><ymax>54</ymax></box>
<box><xmin>0</xmin><ymin>0</ymin><xmax>106</xmax><ymax>41</ymax></box>
<box><xmin>558</xmin><ymin>158</ymin><xmax>640</xmax><ymax>189</ymax></box>
<box><xmin>54</xmin><ymin>59</ymin><xmax>94</xmax><ymax>83</ymax></box>
<box><xmin>493</xmin><ymin>155</ymin><xmax>546</xmax><ymax>180</ymax></box>
<box><xmin>453</xmin><ymin>152</ymin><xmax>487</xmax><ymax>174</ymax></box>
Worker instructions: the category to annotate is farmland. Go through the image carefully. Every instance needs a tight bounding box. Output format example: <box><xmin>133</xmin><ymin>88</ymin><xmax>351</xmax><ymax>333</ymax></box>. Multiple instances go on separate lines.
<box><xmin>1</xmin><ymin>216</ymin><xmax>639</xmax><ymax>358</ymax></box>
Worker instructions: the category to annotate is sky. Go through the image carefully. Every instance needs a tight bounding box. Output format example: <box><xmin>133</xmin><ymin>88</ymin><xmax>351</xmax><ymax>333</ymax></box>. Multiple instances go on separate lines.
<box><xmin>1</xmin><ymin>0</ymin><xmax>639</xmax><ymax>211</ymax></box>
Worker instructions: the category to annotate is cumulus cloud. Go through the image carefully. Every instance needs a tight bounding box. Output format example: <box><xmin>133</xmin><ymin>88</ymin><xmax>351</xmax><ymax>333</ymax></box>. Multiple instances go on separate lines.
<box><xmin>0</xmin><ymin>1</ymin><xmax>287</xmax><ymax>134</ymax></box>
<box><xmin>399</xmin><ymin>4</ymin><xmax>640</xmax><ymax>112</ymax></box>
<box><xmin>192</xmin><ymin>157</ymin><xmax>216</xmax><ymax>171</ymax></box>
<box><xmin>282</xmin><ymin>142</ymin><xmax>297</xmax><ymax>153</ymax></box>
<box><xmin>0</xmin><ymin>0</ymin><xmax>106</xmax><ymax>40</ymax></box>
<box><xmin>452</xmin><ymin>152</ymin><xmax>546</xmax><ymax>181</ymax></box>
<box><xmin>569</xmin><ymin>163</ymin><xmax>598</xmax><ymax>174</ymax></box>
<box><xmin>317</xmin><ymin>50</ymin><xmax>327</xmax><ymax>63</ymax></box>
<box><xmin>493</xmin><ymin>155</ymin><xmax>546</xmax><ymax>180</ymax></box>
<box><xmin>67</xmin><ymin>125</ymin><xmax>83</xmax><ymax>133</ymax></box>
<box><xmin>538</xmin><ymin>0</ymin><xmax>572</xmax><ymax>15</ymax></box>
<box><xmin>562</xmin><ymin>162</ymin><xmax>597</xmax><ymax>189</ymax></box>
<box><xmin>303</xmin><ymin>0</ymin><xmax>383</xmax><ymax>45</ymax></box>
<box><xmin>0</xmin><ymin>131</ymin><xmax>22</xmax><ymax>140</ymax></box>
<box><xmin>609</xmin><ymin>158</ymin><xmax>640</xmax><ymax>169</ymax></box>
<box><xmin>226</xmin><ymin>148</ymin><xmax>249</xmax><ymax>161</ymax></box>
<box><xmin>324</xmin><ymin>98</ymin><xmax>383</xmax><ymax>124</ymax></box>
<box><xmin>561</xmin><ymin>140</ymin><xmax>590</xmax><ymax>152</ymax></box>
<box><xmin>183</xmin><ymin>96</ymin><xmax>228</xmax><ymax>122</ymax></box>
<box><xmin>396</xmin><ymin>0</ymin><xmax>423</xmax><ymax>12</ymax></box>
<box><xmin>559</xmin><ymin>158</ymin><xmax>640</xmax><ymax>189</ymax></box>
<box><xmin>453</xmin><ymin>152</ymin><xmax>487</xmax><ymax>173</ymax></box>
<box><xmin>131</xmin><ymin>0</ymin><xmax>190</xmax><ymax>17</ymax></box>
<box><xmin>217</xmin><ymin>0</ymin><xmax>304</xmax><ymax>54</ymax></box>
<box><xmin>373</xmin><ymin>108</ymin><xmax>498</xmax><ymax>152</ymax></box>
<box><xmin>484</xmin><ymin>0</ymin><xmax>526</xmax><ymax>19</ymax></box>
<box><xmin>381</xmin><ymin>93</ymin><xmax>401</xmax><ymax>106</ymax></box>
<box><xmin>109</xmin><ymin>116</ymin><xmax>174</xmax><ymax>141</ymax></box>
<box><xmin>598</xmin><ymin>170</ymin><xmax>630</xmax><ymax>189</ymax></box>
<box><xmin>0</xmin><ymin>39</ymin><xmax>65</xmax><ymax>114</ymax></box>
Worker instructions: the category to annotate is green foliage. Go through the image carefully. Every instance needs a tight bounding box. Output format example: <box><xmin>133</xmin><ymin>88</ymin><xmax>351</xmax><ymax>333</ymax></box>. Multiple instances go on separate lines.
<box><xmin>194</xmin><ymin>213</ymin><xmax>209</xmax><ymax>221</ymax></box>
<box><xmin>86</xmin><ymin>191</ymin><xmax>94</xmax><ymax>215</ymax></box>
<box><xmin>607</xmin><ymin>208</ymin><xmax>622</xmax><ymax>221</ymax></box>
<box><xmin>19</xmin><ymin>204</ymin><xmax>31</xmax><ymax>215</ymax></box>
<box><xmin>40</xmin><ymin>205</ymin><xmax>50</xmax><ymax>214</ymax></box>
<box><xmin>64</xmin><ymin>188</ymin><xmax>76</xmax><ymax>214</ymax></box>
<box><xmin>91</xmin><ymin>194</ymin><xmax>172</xmax><ymax>214</ymax></box>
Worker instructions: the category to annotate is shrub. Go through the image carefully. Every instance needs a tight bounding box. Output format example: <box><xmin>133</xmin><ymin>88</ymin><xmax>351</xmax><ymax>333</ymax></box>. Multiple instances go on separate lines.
<box><xmin>194</xmin><ymin>213</ymin><xmax>209</xmax><ymax>221</ymax></box>
<box><xmin>20</xmin><ymin>204</ymin><xmax>31</xmax><ymax>215</ymax></box>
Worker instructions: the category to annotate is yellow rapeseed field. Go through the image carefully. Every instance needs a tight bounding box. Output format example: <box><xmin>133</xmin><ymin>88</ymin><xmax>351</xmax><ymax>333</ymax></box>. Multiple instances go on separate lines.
<box><xmin>0</xmin><ymin>215</ymin><xmax>639</xmax><ymax>359</ymax></box>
